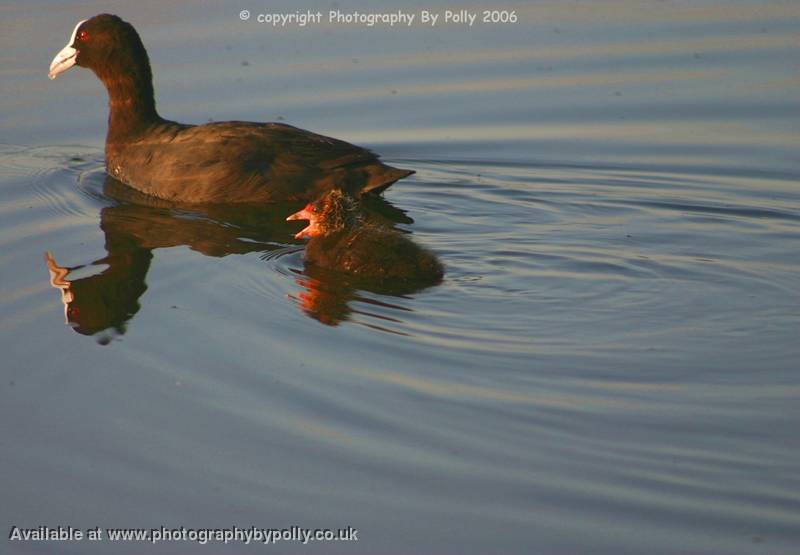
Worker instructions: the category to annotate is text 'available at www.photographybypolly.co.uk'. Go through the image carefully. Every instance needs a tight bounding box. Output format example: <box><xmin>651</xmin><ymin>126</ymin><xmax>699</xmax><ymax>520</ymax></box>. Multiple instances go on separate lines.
<box><xmin>8</xmin><ymin>525</ymin><xmax>359</xmax><ymax>546</ymax></box>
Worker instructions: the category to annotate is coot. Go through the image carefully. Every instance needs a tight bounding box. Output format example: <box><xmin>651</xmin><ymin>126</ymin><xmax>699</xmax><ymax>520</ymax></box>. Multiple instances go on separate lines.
<box><xmin>287</xmin><ymin>190</ymin><xmax>444</xmax><ymax>284</ymax></box>
<box><xmin>48</xmin><ymin>14</ymin><xmax>413</xmax><ymax>203</ymax></box>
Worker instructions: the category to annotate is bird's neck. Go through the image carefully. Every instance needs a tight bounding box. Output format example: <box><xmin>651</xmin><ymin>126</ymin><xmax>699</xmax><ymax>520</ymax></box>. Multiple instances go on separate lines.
<box><xmin>98</xmin><ymin>66</ymin><xmax>161</xmax><ymax>142</ymax></box>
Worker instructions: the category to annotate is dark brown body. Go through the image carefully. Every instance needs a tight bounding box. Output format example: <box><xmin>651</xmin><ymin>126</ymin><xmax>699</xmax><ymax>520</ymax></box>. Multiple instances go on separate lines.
<box><xmin>106</xmin><ymin>119</ymin><xmax>412</xmax><ymax>203</ymax></box>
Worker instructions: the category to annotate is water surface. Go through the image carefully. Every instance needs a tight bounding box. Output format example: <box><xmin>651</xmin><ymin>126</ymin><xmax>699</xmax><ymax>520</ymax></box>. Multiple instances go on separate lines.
<box><xmin>1</xmin><ymin>1</ymin><xmax>799</xmax><ymax>553</ymax></box>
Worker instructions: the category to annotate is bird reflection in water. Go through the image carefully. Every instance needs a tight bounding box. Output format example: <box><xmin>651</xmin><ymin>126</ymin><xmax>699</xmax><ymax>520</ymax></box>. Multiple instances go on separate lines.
<box><xmin>291</xmin><ymin>269</ymin><xmax>422</xmax><ymax>330</ymax></box>
<box><xmin>44</xmin><ymin>177</ymin><xmax>441</xmax><ymax>341</ymax></box>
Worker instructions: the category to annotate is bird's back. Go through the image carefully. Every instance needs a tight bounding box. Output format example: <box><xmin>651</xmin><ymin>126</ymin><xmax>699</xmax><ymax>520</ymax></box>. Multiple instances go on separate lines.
<box><xmin>106</xmin><ymin>120</ymin><xmax>413</xmax><ymax>203</ymax></box>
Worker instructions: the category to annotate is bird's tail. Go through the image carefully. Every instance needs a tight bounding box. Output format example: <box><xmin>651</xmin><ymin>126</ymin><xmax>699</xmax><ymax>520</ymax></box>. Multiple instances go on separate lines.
<box><xmin>362</xmin><ymin>165</ymin><xmax>415</xmax><ymax>194</ymax></box>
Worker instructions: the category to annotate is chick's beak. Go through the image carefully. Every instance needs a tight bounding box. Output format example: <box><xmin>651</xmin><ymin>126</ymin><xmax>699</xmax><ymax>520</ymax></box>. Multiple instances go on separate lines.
<box><xmin>286</xmin><ymin>204</ymin><xmax>318</xmax><ymax>239</ymax></box>
<box><xmin>286</xmin><ymin>204</ymin><xmax>313</xmax><ymax>222</ymax></box>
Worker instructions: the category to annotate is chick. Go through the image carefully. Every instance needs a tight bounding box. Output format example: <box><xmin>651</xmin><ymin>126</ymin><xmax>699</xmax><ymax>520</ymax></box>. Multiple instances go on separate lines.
<box><xmin>287</xmin><ymin>190</ymin><xmax>444</xmax><ymax>285</ymax></box>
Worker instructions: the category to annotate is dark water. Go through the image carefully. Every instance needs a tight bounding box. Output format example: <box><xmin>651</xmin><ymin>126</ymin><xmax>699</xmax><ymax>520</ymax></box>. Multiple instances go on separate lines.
<box><xmin>2</xmin><ymin>1</ymin><xmax>800</xmax><ymax>554</ymax></box>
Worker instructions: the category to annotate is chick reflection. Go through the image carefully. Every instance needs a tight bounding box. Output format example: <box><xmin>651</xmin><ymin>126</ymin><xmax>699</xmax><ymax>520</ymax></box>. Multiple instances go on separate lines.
<box><xmin>287</xmin><ymin>189</ymin><xmax>443</xmax><ymax>326</ymax></box>
<box><xmin>44</xmin><ymin>176</ymin><xmax>423</xmax><ymax>339</ymax></box>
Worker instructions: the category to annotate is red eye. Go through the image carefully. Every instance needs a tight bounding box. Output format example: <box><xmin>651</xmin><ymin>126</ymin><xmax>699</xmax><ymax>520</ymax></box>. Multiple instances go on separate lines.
<box><xmin>78</xmin><ymin>30</ymin><xmax>89</xmax><ymax>41</ymax></box>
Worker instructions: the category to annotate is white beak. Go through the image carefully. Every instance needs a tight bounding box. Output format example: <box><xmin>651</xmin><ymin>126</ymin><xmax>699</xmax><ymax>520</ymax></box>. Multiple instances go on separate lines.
<box><xmin>48</xmin><ymin>44</ymin><xmax>78</xmax><ymax>79</ymax></box>
<box><xmin>48</xmin><ymin>19</ymin><xmax>87</xmax><ymax>80</ymax></box>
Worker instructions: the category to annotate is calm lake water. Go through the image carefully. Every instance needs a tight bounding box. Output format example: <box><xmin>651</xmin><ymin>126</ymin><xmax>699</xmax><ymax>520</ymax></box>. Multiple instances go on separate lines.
<box><xmin>2</xmin><ymin>1</ymin><xmax>799</xmax><ymax>553</ymax></box>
